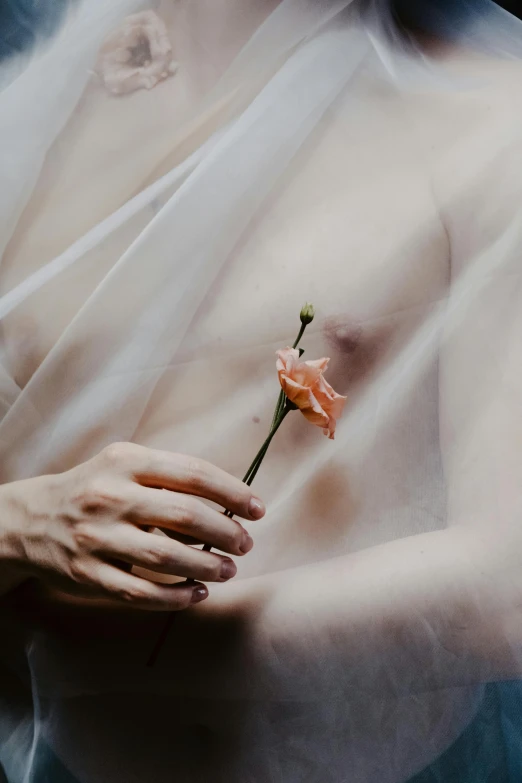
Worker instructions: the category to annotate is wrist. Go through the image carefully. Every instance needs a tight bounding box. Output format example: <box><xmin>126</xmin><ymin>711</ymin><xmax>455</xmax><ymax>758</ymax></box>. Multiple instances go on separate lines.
<box><xmin>0</xmin><ymin>483</ymin><xmax>31</xmax><ymax>596</ymax></box>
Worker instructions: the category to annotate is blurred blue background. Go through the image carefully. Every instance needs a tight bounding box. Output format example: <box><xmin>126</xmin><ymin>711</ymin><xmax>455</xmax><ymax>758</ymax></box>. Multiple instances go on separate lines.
<box><xmin>0</xmin><ymin>0</ymin><xmax>70</xmax><ymax>62</ymax></box>
<box><xmin>1</xmin><ymin>1</ymin><xmax>522</xmax><ymax>783</ymax></box>
<box><xmin>0</xmin><ymin>1</ymin><xmax>521</xmax><ymax>63</ymax></box>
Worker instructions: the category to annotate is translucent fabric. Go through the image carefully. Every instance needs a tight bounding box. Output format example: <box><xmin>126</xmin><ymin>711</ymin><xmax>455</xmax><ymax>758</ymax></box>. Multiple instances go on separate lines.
<box><xmin>2</xmin><ymin>1</ymin><xmax>522</xmax><ymax>780</ymax></box>
<box><xmin>0</xmin><ymin>0</ymin><xmax>69</xmax><ymax>62</ymax></box>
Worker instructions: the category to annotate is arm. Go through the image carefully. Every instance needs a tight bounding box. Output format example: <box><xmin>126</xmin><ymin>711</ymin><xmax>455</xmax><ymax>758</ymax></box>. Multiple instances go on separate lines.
<box><xmin>20</xmin><ymin>94</ymin><xmax>522</xmax><ymax>699</ymax></box>
<box><xmin>0</xmin><ymin>443</ymin><xmax>264</xmax><ymax>605</ymax></box>
<box><xmin>20</xmin><ymin>303</ymin><xmax>516</xmax><ymax>697</ymax></box>
<box><xmin>15</xmin><ymin>521</ymin><xmax>498</xmax><ymax>698</ymax></box>
<box><xmin>163</xmin><ymin>526</ymin><xmax>502</xmax><ymax>699</ymax></box>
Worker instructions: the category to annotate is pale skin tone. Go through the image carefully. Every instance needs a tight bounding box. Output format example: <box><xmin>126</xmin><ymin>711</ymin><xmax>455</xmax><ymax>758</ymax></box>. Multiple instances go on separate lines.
<box><xmin>0</xmin><ymin>442</ymin><xmax>265</xmax><ymax>606</ymax></box>
<box><xmin>0</xmin><ymin>0</ymin><xmax>277</xmax><ymax>603</ymax></box>
<box><xmin>2</xmin><ymin>1</ymin><xmax>522</xmax><ymax>779</ymax></box>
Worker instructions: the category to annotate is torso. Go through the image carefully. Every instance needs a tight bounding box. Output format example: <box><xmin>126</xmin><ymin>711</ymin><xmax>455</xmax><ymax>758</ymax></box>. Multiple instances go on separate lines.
<box><xmin>0</xmin><ymin>52</ymin><xmax>450</xmax><ymax>571</ymax></box>
<box><xmin>1</xmin><ymin>18</ymin><xmax>511</xmax><ymax>782</ymax></box>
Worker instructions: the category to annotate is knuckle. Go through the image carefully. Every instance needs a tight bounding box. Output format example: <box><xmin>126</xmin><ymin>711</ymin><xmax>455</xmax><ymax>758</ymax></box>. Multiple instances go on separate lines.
<box><xmin>72</xmin><ymin>521</ymin><xmax>100</xmax><ymax>550</ymax></box>
<box><xmin>184</xmin><ymin>457</ymin><xmax>208</xmax><ymax>488</ymax></box>
<box><xmin>203</xmin><ymin>558</ymin><xmax>223</xmax><ymax>581</ymax></box>
<box><xmin>77</xmin><ymin>479</ymin><xmax>123</xmax><ymax>515</ymax></box>
<box><xmin>68</xmin><ymin>558</ymin><xmax>91</xmax><ymax>584</ymax></box>
<box><xmin>145</xmin><ymin>544</ymin><xmax>173</xmax><ymax>570</ymax></box>
<box><xmin>101</xmin><ymin>442</ymin><xmax>127</xmax><ymax>465</ymax></box>
<box><xmin>234</xmin><ymin>488</ymin><xmax>253</xmax><ymax>514</ymax></box>
<box><xmin>101</xmin><ymin>442</ymin><xmax>138</xmax><ymax>468</ymax></box>
<box><xmin>173</xmin><ymin>496</ymin><xmax>197</xmax><ymax>529</ymax></box>
<box><xmin>115</xmin><ymin>584</ymin><xmax>151</xmax><ymax>605</ymax></box>
<box><xmin>229</xmin><ymin>525</ymin><xmax>245</xmax><ymax>552</ymax></box>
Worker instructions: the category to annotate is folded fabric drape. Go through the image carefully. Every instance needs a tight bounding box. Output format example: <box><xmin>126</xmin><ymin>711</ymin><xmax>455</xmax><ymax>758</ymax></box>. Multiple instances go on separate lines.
<box><xmin>2</xmin><ymin>1</ymin><xmax>522</xmax><ymax>781</ymax></box>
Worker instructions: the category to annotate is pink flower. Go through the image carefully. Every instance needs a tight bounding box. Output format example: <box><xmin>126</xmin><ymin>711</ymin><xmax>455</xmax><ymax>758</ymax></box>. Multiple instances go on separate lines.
<box><xmin>96</xmin><ymin>11</ymin><xmax>177</xmax><ymax>96</ymax></box>
<box><xmin>276</xmin><ymin>348</ymin><xmax>347</xmax><ymax>440</ymax></box>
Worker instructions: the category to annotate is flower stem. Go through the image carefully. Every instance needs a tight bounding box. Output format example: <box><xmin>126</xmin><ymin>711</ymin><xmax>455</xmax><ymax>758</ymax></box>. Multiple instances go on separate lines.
<box><xmin>270</xmin><ymin>389</ymin><xmax>286</xmax><ymax>431</ymax></box>
<box><xmin>245</xmin><ymin>405</ymin><xmax>291</xmax><ymax>486</ymax></box>
<box><xmin>146</xmin><ymin>312</ymin><xmax>313</xmax><ymax>667</ymax></box>
<box><xmin>270</xmin><ymin>322</ymin><xmax>308</xmax><ymax>429</ymax></box>
<box><xmin>146</xmin><ymin>404</ymin><xmax>292</xmax><ymax>668</ymax></box>
<box><xmin>293</xmin><ymin>322</ymin><xmax>307</xmax><ymax>350</ymax></box>
<box><xmin>213</xmin><ymin>404</ymin><xmax>290</xmax><ymax>525</ymax></box>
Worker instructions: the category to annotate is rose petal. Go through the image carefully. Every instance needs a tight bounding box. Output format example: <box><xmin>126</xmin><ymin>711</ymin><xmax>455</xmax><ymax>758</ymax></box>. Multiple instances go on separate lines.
<box><xmin>303</xmin><ymin>357</ymin><xmax>330</xmax><ymax>372</ymax></box>
<box><xmin>293</xmin><ymin>362</ymin><xmax>322</xmax><ymax>388</ymax></box>
<box><xmin>275</xmin><ymin>347</ymin><xmax>346</xmax><ymax>437</ymax></box>
<box><xmin>278</xmin><ymin>375</ymin><xmax>317</xmax><ymax>411</ymax></box>
<box><xmin>300</xmin><ymin>399</ymin><xmax>331</xmax><ymax>429</ymax></box>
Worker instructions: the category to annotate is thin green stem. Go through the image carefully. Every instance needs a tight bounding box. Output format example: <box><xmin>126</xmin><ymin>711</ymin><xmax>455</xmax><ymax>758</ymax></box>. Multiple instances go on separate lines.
<box><xmin>270</xmin><ymin>389</ymin><xmax>286</xmax><ymax>431</ymax></box>
<box><xmin>147</xmin><ymin>313</ymin><xmax>312</xmax><ymax>666</ymax></box>
<box><xmin>293</xmin><ymin>322</ymin><xmax>306</xmax><ymax>350</ymax></box>
<box><xmin>242</xmin><ymin>427</ymin><xmax>279</xmax><ymax>484</ymax></box>
<box><xmin>210</xmin><ymin>404</ymin><xmax>290</xmax><ymax>532</ymax></box>
<box><xmin>270</xmin><ymin>321</ymin><xmax>307</xmax><ymax>431</ymax></box>
<box><xmin>245</xmin><ymin>406</ymin><xmax>291</xmax><ymax>486</ymax></box>
<box><xmin>243</xmin><ymin>406</ymin><xmax>287</xmax><ymax>483</ymax></box>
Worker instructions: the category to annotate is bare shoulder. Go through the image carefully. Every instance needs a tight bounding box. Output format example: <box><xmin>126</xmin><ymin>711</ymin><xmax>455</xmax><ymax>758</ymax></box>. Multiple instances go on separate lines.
<box><xmin>436</xmin><ymin>45</ymin><xmax>522</xmax><ymax>129</ymax></box>
<box><xmin>404</xmin><ymin>46</ymin><xmax>522</xmax><ymax>194</ymax></box>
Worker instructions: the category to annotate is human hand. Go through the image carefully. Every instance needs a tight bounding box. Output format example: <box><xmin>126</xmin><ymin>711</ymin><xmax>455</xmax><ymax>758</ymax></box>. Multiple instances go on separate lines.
<box><xmin>0</xmin><ymin>442</ymin><xmax>265</xmax><ymax>610</ymax></box>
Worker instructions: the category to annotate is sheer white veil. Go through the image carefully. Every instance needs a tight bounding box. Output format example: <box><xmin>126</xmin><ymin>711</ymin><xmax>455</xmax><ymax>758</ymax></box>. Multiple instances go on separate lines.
<box><xmin>2</xmin><ymin>1</ymin><xmax>522</xmax><ymax>782</ymax></box>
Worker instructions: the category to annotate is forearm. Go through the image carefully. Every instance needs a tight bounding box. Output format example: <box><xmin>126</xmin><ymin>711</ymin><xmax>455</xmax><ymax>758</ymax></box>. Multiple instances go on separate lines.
<box><xmin>13</xmin><ymin>523</ymin><xmax>519</xmax><ymax>699</ymax></box>
<box><xmin>261</xmin><ymin>526</ymin><xmax>519</xmax><ymax>695</ymax></box>
<box><xmin>160</xmin><ymin>525</ymin><xmax>520</xmax><ymax>699</ymax></box>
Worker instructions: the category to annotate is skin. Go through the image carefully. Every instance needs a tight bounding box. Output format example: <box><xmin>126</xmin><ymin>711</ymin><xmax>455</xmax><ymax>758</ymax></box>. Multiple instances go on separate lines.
<box><xmin>2</xmin><ymin>2</ymin><xmax>522</xmax><ymax>780</ymax></box>
<box><xmin>0</xmin><ymin>442</ymin><xmax>265</xmax><ymax>606</ymax></box>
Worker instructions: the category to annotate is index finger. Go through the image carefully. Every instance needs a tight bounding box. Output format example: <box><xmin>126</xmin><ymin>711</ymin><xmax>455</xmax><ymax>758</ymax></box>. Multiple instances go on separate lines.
<box><xmin>108</xmin><ymin>444</ymin><xmax>266</xmax><ymax>521</ymax></box>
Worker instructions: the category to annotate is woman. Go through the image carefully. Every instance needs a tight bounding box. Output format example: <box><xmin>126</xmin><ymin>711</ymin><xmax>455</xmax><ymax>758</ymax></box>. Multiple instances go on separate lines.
<box><xmin>1</xmin><ymin>0</ymin><xmax>522</xmax><ymax>780</ymax></box>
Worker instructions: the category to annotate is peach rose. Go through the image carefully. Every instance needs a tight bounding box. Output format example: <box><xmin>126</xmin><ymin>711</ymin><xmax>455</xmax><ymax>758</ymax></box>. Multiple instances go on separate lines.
<box><xmin>276</xmin><ymin>347</ymin><xmax>347</xmax><ymax>439</ymax></box>
<box><xmin>96</xmin><ymin>11</ymin><xmax>178</xmax><ymax>96</ymax></box>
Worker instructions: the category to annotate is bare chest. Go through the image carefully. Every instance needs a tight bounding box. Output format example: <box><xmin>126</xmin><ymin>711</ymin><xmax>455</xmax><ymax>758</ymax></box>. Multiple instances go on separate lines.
<box><xmin>0</xmin><ymin>76</ymin><xmax>451</xmax><ymax>566</ymax></box>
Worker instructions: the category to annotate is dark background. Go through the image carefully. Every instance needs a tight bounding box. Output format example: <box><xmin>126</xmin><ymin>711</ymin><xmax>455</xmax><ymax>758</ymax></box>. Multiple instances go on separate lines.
<box><xmin>0</xmin><ymin>0</ymin><xmax>68</xmax><ymax>60</ymax></box>
<box><xmin>498</xmin><ymin>0</ymin><xmax>522</xmax><ymax>12</ymax></box>
<box><xmin>393</xmin><ymin>0</ymin><xmax>522</xmax><ymax>35</ymax></box>
<box><xmin>0</xmin><ymin>1</ymin><xmax>522</xmax><ymax>62</ymax></box>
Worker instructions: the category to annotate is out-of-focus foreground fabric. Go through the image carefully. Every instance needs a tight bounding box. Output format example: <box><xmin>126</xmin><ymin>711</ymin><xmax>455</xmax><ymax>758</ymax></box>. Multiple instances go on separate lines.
<box><xmin>2</xmin><ymin>1</ymin><xmax>522</xmax><ymax>782</ymax></box>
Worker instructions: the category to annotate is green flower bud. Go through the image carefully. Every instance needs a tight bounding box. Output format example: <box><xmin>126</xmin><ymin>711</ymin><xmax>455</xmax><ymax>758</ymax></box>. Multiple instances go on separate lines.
<box><xmin>300</xmin><ymin>302</ymin><xmax>315</xmax><ymax>325</ymax></box>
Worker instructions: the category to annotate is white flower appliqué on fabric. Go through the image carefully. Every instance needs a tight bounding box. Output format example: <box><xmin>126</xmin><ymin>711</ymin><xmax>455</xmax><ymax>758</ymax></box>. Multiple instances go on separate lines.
<box><xmin>96</xmin><ymin>11</ymin><xmax>178</xmax><ymax>96</ymax></box>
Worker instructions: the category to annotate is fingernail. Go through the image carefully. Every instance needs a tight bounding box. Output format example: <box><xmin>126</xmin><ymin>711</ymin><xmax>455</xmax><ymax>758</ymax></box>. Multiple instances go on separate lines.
<box><xmin>249</xmin><ymin>497</ymin><xmax>265</xmax><ymax>520</ymax></box>
<box><xmin>240</xmin><ymin>533</ymin><xmax>254</xmax><ymax>555</ymax></box>
<box><xmin>191</xmin><ymin>586</ymin><xmax>208</xmax><ymax>604</ymax></box>
<box><xmin>220</xmin><ymin>558</ymin><xmax>237</xmax><ymax>581</ymax></box>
